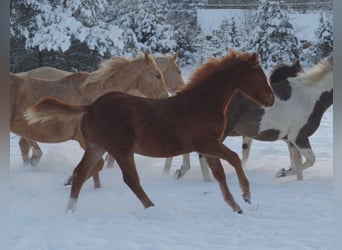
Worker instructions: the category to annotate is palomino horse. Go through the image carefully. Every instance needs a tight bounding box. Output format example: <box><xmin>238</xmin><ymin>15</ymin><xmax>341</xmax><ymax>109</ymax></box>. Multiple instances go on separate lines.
<box><xmin>25</xmin><ymin>50</ymin><xmax>275</xmax><ymax>214</ymax></box>
<box><xmin>11</xmin><ymin>52</ymin><xmax>168</xmax><ymax>188</ymax></box>
<box><xmin>163</xmin><ymin>60</ymin><xmax>304</xmax><ymax>181</ymax></box>
<box><xmin>174</xmin><ymin>56</ymin><xmax>332</xmax><ymax>181</ymax></box>
<box><xmin>15</xmin><ymin>53</ymin><xmax>185</xmax><ymax>169</ymax></box>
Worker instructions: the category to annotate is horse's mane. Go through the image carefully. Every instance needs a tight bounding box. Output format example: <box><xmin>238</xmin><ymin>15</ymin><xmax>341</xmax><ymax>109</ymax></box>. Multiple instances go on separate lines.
<box><xmin>81</xmin><ymin>57</ymin><xmax>133</xmax><ymax>87</ymax></box>
<box><xmin>269</xmin><ymin>60</ymin><xmax>303</xmax><ymax>83</ymax></box>
<box><xmin>182</xmin><ymin>51</ymin><xmax>259</xmax><ymax>92</ymax></box>
<box><xmin>298</xmin><ymin>58</ymin><xmax>333</xmax><ymax>85</ymax></box>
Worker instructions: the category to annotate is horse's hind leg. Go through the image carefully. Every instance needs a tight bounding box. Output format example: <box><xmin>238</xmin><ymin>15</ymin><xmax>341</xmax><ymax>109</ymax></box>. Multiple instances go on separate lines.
<box><xmin>242</xmin><ymin>136</ymin><xmax>253</xmax><ymax>168</ymax></box>
<box><xmin>67</xmin><ymin>145</ymin><xmax>105</xmax><ymax>212</ymax></box>
<box><xmin>173</xmin><ymin>154</ymin><xmax>191</xmax><ymax>179</ymax></box>
<box><xmin>19</xmin><ymin>137</ymin><xmax>31</xmax><ymax>165</ymax></box>
<box><xmin>198</xmin><ymin>154</ymin><xmax>211</xmax><ymax>182</ymax></box>
<box><xmin>115</xmin><ymin>154</ymin><xmax>154</xmax><ymax>208</ymax></box>
<box><xmin>205</xmin><ymin>157</ymin><xmax>242</xmax><ymax>213</ymax></box>
<box><xmin>104</xmin><ymin>153</ymin><xmax>115</xmax><ymax>168</ymax></box>
<box><xmin>162</xmin><ymin>157</ymin><xmax>173</xmax><ymax>174</ymax></box>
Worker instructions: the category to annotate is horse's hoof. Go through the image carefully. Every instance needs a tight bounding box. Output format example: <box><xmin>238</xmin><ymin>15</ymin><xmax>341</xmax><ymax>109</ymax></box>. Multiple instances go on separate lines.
<box><xmin>173</xmin><ymin>170</ymin><xmax>183</xmax><ymax>180</ymax></box>
<box><xmin>244</xmin><ymin>197</ymin><xmax>251</xmax><ymax>204</ymax></box>
<box><xmin>276</xmin><ymin>168</ymin><xmax>288</xmax><ymax>178</ymax></box>
<box><xmin>237</xmin><ymin>210</ymin><xmax>243</xmax><ymax>214</ymax></box>
<box><xmin>63</xmin><ymin>176</ymin><xmax>73</xmax><ymax>186</ymax></box>
<box><xmin>30</xmin><ymin>158</ymin><xmax>40</xmax><ymax>166</ymax></box>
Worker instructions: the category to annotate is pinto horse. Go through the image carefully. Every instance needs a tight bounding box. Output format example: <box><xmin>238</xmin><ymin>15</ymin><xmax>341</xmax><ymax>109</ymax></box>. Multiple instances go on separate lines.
<box><xmin>15</xmin><ymin>53</ymin><xmax>185</xmax><ymax>169</ymax></box>
<box><xmin>163</xmin><ymin>60</ymin><xmax>304</xmax><ymax>181</ymax></box>
<box><xmin>11</xmin><ymin>52</ymin><xmax>168</xmax><ymax>188</ymax></box>
<box><xmin>25</xmin><ymin>50</ymin><xmax>274</xmax><ymax>214</ymax></box>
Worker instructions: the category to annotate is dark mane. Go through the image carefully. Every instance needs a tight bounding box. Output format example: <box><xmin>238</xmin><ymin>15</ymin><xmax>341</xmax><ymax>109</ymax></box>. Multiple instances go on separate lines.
<box><xmin>182</xmin><ymin>51</ymin><xmax>260</xmax><ymax>92</ymax></box>
<box><xmin>269</xmin><ymin>60</ymin><xmax>303</xmax><ymax>83</ymax></box>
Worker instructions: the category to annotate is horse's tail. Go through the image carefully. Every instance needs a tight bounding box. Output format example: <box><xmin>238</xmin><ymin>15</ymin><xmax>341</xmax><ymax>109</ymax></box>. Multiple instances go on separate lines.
<box><xmin>24</xmin><ymin>97</ymin><xmax>88</xmax><ymax>125</ymax></box>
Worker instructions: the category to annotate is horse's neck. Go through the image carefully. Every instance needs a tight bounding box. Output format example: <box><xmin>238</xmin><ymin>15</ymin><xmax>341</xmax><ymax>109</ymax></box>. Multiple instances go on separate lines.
<box><xmin>180</xmin><ymin>76</ymin><xmax>238</xmax><ymax>112</ymax></box>
<box><xmin>79</xmin><ymin>69</ymin><xmax>141</xmax><ymax>102</ymax></box>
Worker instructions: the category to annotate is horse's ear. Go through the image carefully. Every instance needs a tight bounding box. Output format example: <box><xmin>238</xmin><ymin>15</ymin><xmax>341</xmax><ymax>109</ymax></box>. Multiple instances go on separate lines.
<box><xmin>249</xmin><ymin>53</ymin><xmax>259</xmax><ymax>65</ymax></box>
<box><xmin>143</xmin><ymin>52</ymin><xmax>153</xmax><ymax>65</ymax></box>
<box><xmin>173</xmin><ymin>51</ymin><xmax>179</xmax><ymax>61</ymax></box>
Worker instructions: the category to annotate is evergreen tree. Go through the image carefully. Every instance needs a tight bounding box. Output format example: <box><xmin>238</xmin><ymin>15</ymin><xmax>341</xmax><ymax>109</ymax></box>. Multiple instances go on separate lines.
<box><xmin>10</xmin><ymin>0</ymin><xmax>124</xmax><ymax>72</ymax></box>
<box><xmin>244</xmin><ymin>0</ymin><xmax>300</xmax><ymax>68</ymax></box>
<box><xmin>119</xmin><ymin>0</ymin><xmax>177</xmax><ymax>56</ymax></box>
<box><xmin>315</xmin><ymin>13</ymin><xmax>333</xmax><ymax>57</ymax></box>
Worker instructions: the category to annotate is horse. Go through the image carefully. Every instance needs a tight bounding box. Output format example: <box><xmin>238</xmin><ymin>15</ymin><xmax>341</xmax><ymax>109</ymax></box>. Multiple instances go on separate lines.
<box><xmin>163</xmin><ymin>60</ymin><xmax>304</xmax><ymax>181</ymax></box>
<box><xmin>175</xmin><ymin>56</ymin><xmax>332</xmax><ymax>182</ymax></box>
<box><xmin>24</xmin><ymin>50</ymin><xmax>275</xmax><ymax>214</ymax></box>
<box><xmin>11</xmin><ymin>52</ymin><xmax>168</xmax><ymax>188</ymax></box>
<box><xmin>15</xmin><ymin>53</ymin><xmax>185</xmax><ymax>169</ymax></box>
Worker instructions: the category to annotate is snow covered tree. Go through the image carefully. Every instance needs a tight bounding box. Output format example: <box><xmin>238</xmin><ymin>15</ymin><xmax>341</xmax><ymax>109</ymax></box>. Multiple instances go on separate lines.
<box><xmin>315</xmin><ymin>13</ymin><xmax>333</xmax><ymax>57</ymax></box>
<box><xmin>211</xmin><ymin>17</ymin><xmax>242</xmax><ymax>56</ymax></box>
<box><xmin>10</xmin><ymin>0</ymin><xmax>125</xmax><ymax>72</ymax></box>
<box><xmin>244</xmin><ymin>0</ymin><xmax>300</xmax><ymax>69</ymax></box>
<box><xmin>118</xmin><ymin>0</ymin><xmax>178</xmax><ymax>56</ymax></box>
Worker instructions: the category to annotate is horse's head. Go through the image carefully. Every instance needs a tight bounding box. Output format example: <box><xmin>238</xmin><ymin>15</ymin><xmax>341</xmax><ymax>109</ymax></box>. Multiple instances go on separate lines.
<box><xmin>236</xmin><ymin>51</ymin><xmax>274</xmax><ymax>107</ymax></box>
<box><xmin>136</xmin><ymin>52</ymin><xmax>169</xmax><ymax>99</ymax></box>
<box><xmin>270</xmin><ymin>60</ymin><xmax>304</xmax><ymax>83</ymax></box>
<box><xmin>154</xmin><ymin>52</ymin><xmax>186</xmax><ymax>94</ymax></box>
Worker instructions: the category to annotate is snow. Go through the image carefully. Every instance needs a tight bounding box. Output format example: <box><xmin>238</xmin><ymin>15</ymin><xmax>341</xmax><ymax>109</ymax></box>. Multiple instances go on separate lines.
<box><xmin>10</xmin><ymin>66</ymin><xmax>333</xmax><ymax>249</ymax></box>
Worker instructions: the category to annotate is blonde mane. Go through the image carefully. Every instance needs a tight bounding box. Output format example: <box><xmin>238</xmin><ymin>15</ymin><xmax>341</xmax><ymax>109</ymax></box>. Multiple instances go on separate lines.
<box><xmin>81</xmin><ymin>57</ymin><xmax>134</xmax><ymax>88</ymax></box>
<box><xmin>298</xmin><ymin>58</ymin><xmax>333</xmax><ymax>85</ymax></box>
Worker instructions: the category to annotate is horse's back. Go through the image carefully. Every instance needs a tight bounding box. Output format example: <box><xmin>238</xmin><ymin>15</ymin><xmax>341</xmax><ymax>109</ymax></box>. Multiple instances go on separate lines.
<box><xmin>17</xmin><ymin>66</ymin><xmax>73</xmax><ymax>80</ymax></box>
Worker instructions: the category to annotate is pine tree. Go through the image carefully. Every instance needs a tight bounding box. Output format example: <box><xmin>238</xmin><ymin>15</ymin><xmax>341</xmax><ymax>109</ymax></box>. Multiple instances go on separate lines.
<box><xmin>244</xmin><ymin>0</ymin><xmax>300</xmax><ymax>69</ymax></box>
<box><xmin>315</xmin><ymin>13</ymin><xmax>333</xmax><ymax>58</ymax></box>
<box><xmin>119</xmin><ymin>0</ymin><xmax>177</xmax><ymax>56</ymax></box>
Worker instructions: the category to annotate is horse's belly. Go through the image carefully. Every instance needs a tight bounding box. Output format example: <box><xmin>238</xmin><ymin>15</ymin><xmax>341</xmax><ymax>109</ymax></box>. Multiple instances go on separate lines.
<box><xmin>11</xmin><ymin>118</ymin><xmax>79</xmax><ymax>144</ymax></box>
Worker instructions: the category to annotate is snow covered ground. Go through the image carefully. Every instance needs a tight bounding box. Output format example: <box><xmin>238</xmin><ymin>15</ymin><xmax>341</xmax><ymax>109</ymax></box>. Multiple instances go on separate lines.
<box><xmin>10</xmin><ymin>100</ymin><xmax>333</xmax><ymax>249</ymax></box>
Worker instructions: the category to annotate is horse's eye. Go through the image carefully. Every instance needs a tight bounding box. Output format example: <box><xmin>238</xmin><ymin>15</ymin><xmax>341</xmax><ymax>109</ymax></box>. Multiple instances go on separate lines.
<box><xmin>156</xmin><ymin>73</ymin><xmax>161</xmax><ymax>79</ymax></box>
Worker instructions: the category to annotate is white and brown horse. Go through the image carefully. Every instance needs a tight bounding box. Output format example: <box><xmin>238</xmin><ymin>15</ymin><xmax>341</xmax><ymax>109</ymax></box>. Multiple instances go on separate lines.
<box><xmin>25</xmin><ymin>50</ymin><xmax>275</xmax><ymax>214</ymax></box>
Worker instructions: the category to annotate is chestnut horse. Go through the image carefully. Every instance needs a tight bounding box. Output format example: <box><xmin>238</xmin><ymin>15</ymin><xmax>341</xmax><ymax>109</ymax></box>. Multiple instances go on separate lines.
<box><xmin>25</xmin><ymin>50</ymin><xmax>274</xmax><ymax>214</ymax></box>
<box><xmin>176</xmin><ymin>56</ymin><xmax>332</xmax><ymax>181</ymax></box>
<box><xmin>163</xmin><ymin>60</ymin><xmax>304</xmax><ymax>181</ymax></box>
<box><xmin>11</xmin><ymin>52</ymin><xmax>168</xmax><ymax>188</ymax></box>
<box><xmin>15</xmin><ymin>53</ymin><xmax>185</xmax><ymax>169</ymax></box>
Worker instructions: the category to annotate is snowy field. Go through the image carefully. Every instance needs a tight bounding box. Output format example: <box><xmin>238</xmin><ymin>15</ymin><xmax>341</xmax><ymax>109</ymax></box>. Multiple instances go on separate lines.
<box><xmin>10</xmin><ymin>102</ymin><xmax>333</xmax><ymax>249</ymax></box>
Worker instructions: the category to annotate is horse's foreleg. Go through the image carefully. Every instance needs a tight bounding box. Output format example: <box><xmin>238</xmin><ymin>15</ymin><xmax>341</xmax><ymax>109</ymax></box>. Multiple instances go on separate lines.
<box><xmin>19</xmin><ymin>137</ymin><xmax>30</xmax><ymax>165</ymax></box>
<box><xmin>201</xmin><ymin>141</ymin><xmax>250</xmax><ymax>204</ymax></box>
<box><xmin>205</xmin><ymin>157</ymin><xmax>242</xmax><ymax>213</ymax></box>
<box><xmin>67</xmin><ymin>145</ymin><xmax>105</xmax><ymax>212</ymax></box>
<box><xmin>173</xmin><ymin>154</ymin><xmax>191</xmax><ymax>179</ymax></box>
<box><xmin>115</xmin><ymin>154</ymin><xmax>154</xmax><ymax>208</ymax></box>
<box><xmin>242</xmin><ymin>136</ymin><xmax>253</xmax><ymax>168</ymax></box>
<box><xmin>162</xmin><ymin>157</ymin><xmax>173</xmax><ymax>174</ymax></box>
